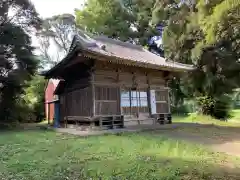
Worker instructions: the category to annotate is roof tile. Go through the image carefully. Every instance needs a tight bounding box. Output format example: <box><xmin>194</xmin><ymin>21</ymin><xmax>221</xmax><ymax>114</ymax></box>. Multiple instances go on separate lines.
<box><xmin>75</xmin><ymin>34</ymin><xmax>193</xmax><ymax>71</ymax></box>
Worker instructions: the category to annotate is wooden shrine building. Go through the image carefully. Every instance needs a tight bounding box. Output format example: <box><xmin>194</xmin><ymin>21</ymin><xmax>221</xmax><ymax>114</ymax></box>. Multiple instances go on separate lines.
<box><xmin>44</xmin><ymin>33</ymin><xmax>192</xmax><ymax>129</ymax></box>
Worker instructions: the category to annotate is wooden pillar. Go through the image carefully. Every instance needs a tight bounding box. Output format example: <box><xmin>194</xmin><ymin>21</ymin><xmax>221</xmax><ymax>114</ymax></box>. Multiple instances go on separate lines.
<box><xmin>91</xmin><ymin>73</ymin><xmax>96</xmax><ymax>117</ymax></box>
<box><xmin>119</xmin><ymin>87</ymin><xmax>122</xmax><ymax>115</ymax></box>
<box><xmin>117</xmin><ymin>69</ymin><xmax>122</xmax><ymax>115</ymax></box>
<box><xmin>136</xmin><ymin>89</ymin><xmax>139</xmax><ymax>119</ymax></box>
<box><xmin>146</xmin><ymin>73</ymin><xmax>152</xmax><ymax>115</ymax></box>
<box><xmin>167</xmin><ymin>88</ymin><xmax>171</xmax><ymax>114</ymax></box>
<box><xmin>64</xmin><ymin>93</ymin><xmax>67</xmax><ymax>128</ymax></box>
<box><xmin>129</xmin><ymin>88</ymin><xmax>132</xmax><ymax>115</ymax></box>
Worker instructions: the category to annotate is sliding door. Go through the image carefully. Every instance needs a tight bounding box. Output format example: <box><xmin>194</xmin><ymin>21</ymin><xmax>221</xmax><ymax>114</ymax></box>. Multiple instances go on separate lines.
<box><xmin>121</xmin><ymin>88</ymin><xmax>149</xmax><ymax>119</ymax></box>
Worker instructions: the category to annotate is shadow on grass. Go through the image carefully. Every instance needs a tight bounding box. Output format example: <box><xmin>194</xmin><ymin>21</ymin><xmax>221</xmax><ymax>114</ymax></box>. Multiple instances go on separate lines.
<box><xmin>0</xmin><ymin>123</ymin><xmax>54</xmax><ymax>135</ymax></box>
<box><xmin>0</xmin><ymin>127</ymin><xmax>240</xmax><ymax>179</ymax></box>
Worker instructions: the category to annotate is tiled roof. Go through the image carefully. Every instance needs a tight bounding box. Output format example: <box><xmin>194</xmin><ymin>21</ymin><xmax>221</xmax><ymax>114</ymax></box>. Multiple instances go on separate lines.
<box><xmin>45</xmin><ymin>32</ymin><xmax>193</xmax><ymax>77</ymax></box>
<box><xmin>74</xmin><ymin>33</ymin><xmax>193</xmax><ymax>71</ymax></box>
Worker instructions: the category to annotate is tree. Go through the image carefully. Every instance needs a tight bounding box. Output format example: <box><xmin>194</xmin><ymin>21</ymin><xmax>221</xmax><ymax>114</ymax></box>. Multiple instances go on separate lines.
<box><xmin>21</xmin><ymin>75</ymin><xmax>46</xmax><ymax>122</ymax></box>
<box><xmin>75</xmin><ymin>0</ymin><xmax>158</xmax><ymax>45</ymax></box>
<box><xmin>233</xmin><ymin>89</ymin><xmax>240</xmax><ymax>108</ymax></box>
<box><xmin>152</xmin><ymin>0</ymin><xmax>240</xmax><ymax>118</ymax></box>
<box><xmin>75</xmin><ymin>0</ymin><xmax>134</xmax><ymax>41</ymax></box>
<box><xmin>37</xmin><ymin>14</ymin><xmax>76</xmax><ymax>66</ymax></box>
<box><xmin>0</xmin><ymin>0</ymin><xmax>41</xmax><ymax>124</ymax></box>
<box><xmin>122</xmin><ymin>0</ymin><xmax>157</xmax><ymax>45</ymax></box>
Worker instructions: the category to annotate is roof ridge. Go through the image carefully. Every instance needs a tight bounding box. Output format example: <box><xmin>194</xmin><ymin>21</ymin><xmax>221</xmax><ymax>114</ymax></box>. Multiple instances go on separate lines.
<box><xmin>164</xmin><ymin>59</ymin><xmax>194</xmax><ymax>67</ymax></box>
<box><xmin>93</xmin><ymin>35</ymin><xmax>143</xmax><ymax>50</ymax></box>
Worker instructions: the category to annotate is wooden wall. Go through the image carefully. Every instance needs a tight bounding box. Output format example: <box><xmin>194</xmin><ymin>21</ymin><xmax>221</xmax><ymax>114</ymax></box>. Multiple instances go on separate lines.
<box><xmin>60</xmin><ymin>87</ymin><xmax>93</xmax><ymax>120</ymax></box>
<box><xmin>93</xmin><ymin>61</ymin><xmax>170</xmax><ymax>118</ymax></box>
<box><xmin>58</xmin><ymin>59</ymin><xmax>93</xmax><ymax>120</ymax></box>
<box><xmin>94</xmin><ymin>86</ymin><xmax>121</xmax><ymax>115</ymax></box>
<box><xmin>58</xmin><ymin>59</ymin><xmax>171</xmax><ymax>122</ymax></box>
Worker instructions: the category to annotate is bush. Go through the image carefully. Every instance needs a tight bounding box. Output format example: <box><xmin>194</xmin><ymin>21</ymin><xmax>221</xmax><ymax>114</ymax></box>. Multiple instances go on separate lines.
<box><xmin>196</xmin><ymin>95</ymin><xmax>231</xmax><ymax>120</ymax></box>
<box><xmin>0</xmin><ymin>75</ymin><xmax>46</xmax><ymax>125</ymax></box>
<box><xmin>185</xmin><ymin>113</ymin><xmax>216</xmax><ymax>122</ymax></box>
<box><xmin>212</xmin><ymin>95</ymin><xmax>231</xmax><ymax>119</ymax></box>
<box><xmin>196</xmin><ymin>96</ymin><xmax>215</xmax><ymax>115</ymax></box>
<box><xmin>171</xmin><ymin>104</ymin><xmax>189</xmax><ymax>115</ymax></box>
<box><xmin>171</xmin><ymin>100</ymin><xmax>198</xmax><ymax>115</ymax></box>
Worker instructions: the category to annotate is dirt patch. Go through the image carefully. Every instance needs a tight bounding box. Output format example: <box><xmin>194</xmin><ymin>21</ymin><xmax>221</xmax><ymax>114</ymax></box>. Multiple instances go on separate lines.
<box><xmin>214</xmin><ymin>142</ymin><xmax>240</xmax><ymax>157</ymax></box>
<box><xmin>56</xmin><ymin>122</ymin><xmax>240</xmax><ymax>157</ymax></box>
<box><xmin>157</xmin><ymin>124</ymin><xmax>240</xmax><ymax>157</ymax></box>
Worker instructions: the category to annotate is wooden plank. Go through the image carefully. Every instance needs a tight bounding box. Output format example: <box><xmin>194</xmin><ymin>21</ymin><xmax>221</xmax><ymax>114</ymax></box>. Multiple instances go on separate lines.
<box><xmin>95</xmin><ymin>100</ymin><xmax>117</xmax><ymax>102</ymax></box>
<box><xmin>119</xmin><ymin>71</ymin><xmax>133</xmax><ymax>84</ymax></box>
<box><xmin>64</xmin><ymin>116</ymin><xmax>92</xmax><ymax>121</ymax></box>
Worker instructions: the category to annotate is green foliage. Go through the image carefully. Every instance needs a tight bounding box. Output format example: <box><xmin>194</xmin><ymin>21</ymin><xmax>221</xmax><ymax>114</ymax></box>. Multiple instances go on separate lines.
<box><xmin>75</xmin><ymin>0</ymin><xmax>157</xmax><ymax>44</ymax></box>
<box><xmin>123</xmin><ymin>0</ymin><xmax>157</xmax><ymax>45</ymax></box>
<box><xmin>171</xmin><ymin>99</ymin><xmax>197</xmax><ymax>115</ymax></box>
<box><xmin>0</xmin><ymin>0</ymin><xmax>41</xmax><ymax>125</ymax></box>
<box><xmin>195</xmin><ymin>94</ymin><xmax>231</xmax><ymax>120</ymax></box>
<box><xmin>233</xmin><ymin>89</ymin><xmax>240</xmax><ymax>108</ymax></box>
<box><xmin>196</xmin><ymin>96</ymin><xmax>215</xmax><ymax>115</ymax></box>
<box><xmin>75</xmin><ymin>0</ymin><xmax>134</xmax><ymax>41</ymax></box>
<box><xmin>197</xmin><ymin>0</ymin><xmax>240</xmax><ymax>44</ymax></box>
<box><xmin>21</xmin><ymin>75</ymin><xmax>47</xmax><ymax>122</ymax></box>
<box><xmin>231</xmin><ymin>109</ymin><xmax>240</xmax><ymax>121</ymax></box>
<box><xmin>152</xmin><ymin>0</ymin><xmax>240</xmax><ymax>119</ymax></box>
<box><xmin>171</xmin><ymin>104</ymin><xmax>189</xmax><ymax>115</ymax></box>
<box><xmin>213</xmin><ymin>95</ymin><xmax>231</xmax><ymax>119</ymax></box>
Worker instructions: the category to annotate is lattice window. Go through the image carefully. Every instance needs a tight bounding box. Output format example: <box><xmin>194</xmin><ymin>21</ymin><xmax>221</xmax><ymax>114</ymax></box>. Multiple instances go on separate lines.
<box><xmin>121</xmin><ymin>88</ymin><xmax>149</xmax><ymax>116</ymax></box>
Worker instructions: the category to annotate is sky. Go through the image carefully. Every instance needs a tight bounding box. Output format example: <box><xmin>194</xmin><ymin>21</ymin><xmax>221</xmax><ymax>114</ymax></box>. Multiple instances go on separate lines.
<box><xmin>30</xmin><ymin>0</ymin><xmax>86</xmax><ymax>67</ymax></box>
<box><xmin>31</xmin><ymin>0</ymin><xmax>85</xmax><ymax>18</ymax></box>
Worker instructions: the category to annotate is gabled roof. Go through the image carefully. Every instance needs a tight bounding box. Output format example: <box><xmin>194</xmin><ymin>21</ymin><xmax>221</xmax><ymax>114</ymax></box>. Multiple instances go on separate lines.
<box><xmin>44</xmin><ymin>32</ymin><xmax>193</xmax><ymax>78</ymax></box>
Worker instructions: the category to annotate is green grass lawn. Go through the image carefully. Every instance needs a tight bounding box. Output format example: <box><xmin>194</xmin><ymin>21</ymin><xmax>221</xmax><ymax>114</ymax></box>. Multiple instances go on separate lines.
<box><xmin>0</xmin><ymin>129</ymin><xmax>240</xmax><ymax>180</ymax></box>
<box><xmin>231</xmin><ymin>109</ymin><xmax>240</xmax><ymax>121</ymax></box>
<box><xmin>173</xmin><ymin>109</ymin><xmax>240</xmax><ymax>127</ymax></box>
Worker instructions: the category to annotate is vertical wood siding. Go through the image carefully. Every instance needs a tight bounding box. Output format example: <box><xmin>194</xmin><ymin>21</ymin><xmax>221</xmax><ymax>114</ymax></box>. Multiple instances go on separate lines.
<box><xmin>95</xmin><ymin>86</ymin><xmax>120</xmax><ymax>115</ymax></box>
<box><xmin>60</xmin><ymin>87</ymin><xmax>93</xmax><ymax>118</ymax></box>
<box><xmin>93</xmin><ymin>62</ymin><xmax>170</xmax><ymax>118</ymax></box>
